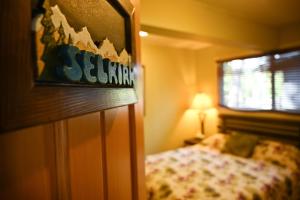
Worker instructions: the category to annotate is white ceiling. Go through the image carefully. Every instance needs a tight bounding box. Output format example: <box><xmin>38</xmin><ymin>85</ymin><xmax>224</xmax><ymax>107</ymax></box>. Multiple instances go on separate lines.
<box><xmin>195</xmin><ymin>0</ymin><xmax>300</xmax><ymax>28</ymax></box>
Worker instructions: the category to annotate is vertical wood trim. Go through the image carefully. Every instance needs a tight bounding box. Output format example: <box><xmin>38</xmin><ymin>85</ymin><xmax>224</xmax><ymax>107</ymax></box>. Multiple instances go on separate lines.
<box><xmin>128</xmin><ymin>105</ymin><xmax>138</xmax><ymax>200</ymax></box>
<box><xmin>53</xmin><ymin>120</ymin><xmax>71</xmax><ymax>200</ymax></box>
<box><xmin>100</xmin><ymin>111</ymin><xmax>108</xmax><ymax>200</ymax></box>
<box><xmin>128</xmin><ymin>104</ymin><xmax>146</xmax><ymax>200</ymax></box>
<box><xmin>217</xmin><ymin>63</ymin><xmax>224</xmax><ymax>107</ymax></box>
<box><xmin>129</xmin><ymin>0</ymin><xmax>146</xmax><ymax>199</ymax></box>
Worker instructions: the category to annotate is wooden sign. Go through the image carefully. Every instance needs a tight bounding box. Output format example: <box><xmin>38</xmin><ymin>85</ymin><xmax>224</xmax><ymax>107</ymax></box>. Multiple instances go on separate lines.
<box><xmin>0</xmin><ymin>0</ymin><xmax>138</xmax><ymax>132</ymax></box>
<box><xmin>32</xmin><ymin>0</ymin><xmax>135</xmax><ymax>87</ymax></box>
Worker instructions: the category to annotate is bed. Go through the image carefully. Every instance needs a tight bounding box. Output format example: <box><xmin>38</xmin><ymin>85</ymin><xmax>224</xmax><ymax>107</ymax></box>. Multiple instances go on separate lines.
<box><xmin>146</xmin><ymin>115</ymin><xmax>300</xmax><ymax>200</ymax></box>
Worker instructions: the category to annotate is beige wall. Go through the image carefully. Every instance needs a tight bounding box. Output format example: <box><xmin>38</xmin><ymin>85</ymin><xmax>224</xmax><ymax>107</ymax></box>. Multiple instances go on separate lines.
<box><xmin>142</xmin><ymin>40</ymin><xmax>200</xmax><ymax>154</ymax></box>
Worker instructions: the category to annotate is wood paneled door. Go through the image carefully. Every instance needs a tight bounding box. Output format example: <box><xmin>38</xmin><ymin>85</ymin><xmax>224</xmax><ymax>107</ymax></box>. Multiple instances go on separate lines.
<box><xmin>0</xmin><ymin>0</ymin><xmax>145</xmax><ymax>200</ymax></box>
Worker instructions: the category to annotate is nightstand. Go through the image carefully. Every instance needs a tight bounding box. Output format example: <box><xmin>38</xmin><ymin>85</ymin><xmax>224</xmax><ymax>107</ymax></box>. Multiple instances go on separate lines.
<box><xmin>184</xmin><ymin>137</ymin><xmax>203</xmax><ymax>146</ymax></box>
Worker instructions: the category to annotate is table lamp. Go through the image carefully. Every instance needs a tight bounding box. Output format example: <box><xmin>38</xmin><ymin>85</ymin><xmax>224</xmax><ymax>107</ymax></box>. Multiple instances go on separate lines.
<box><xmin>191</xmin><ymin>93</ymin><xmax>212</xmax><ymax>138</ymax></box>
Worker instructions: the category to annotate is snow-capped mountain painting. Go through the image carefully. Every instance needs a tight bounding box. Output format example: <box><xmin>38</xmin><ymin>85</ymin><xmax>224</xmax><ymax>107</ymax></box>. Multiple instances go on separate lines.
<box><xmin>32</xmin><ymin>2</ymin><xmax>131</xmax><ymax>78</ymax></box>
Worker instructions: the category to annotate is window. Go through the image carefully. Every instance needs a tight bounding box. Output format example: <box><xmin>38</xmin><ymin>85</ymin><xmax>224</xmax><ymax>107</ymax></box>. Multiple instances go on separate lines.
<box><xmin>219</xmin><ymin>49</ymin><xmax>300</xmax><ymax>113</ymax></box>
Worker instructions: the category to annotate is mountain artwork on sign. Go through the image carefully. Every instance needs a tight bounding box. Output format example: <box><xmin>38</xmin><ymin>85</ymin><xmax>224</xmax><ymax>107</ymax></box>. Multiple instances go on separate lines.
<box><xmin>32</xmin><ymin>1</ymin><xmax>135</xmax><ymax>87</ymax></box>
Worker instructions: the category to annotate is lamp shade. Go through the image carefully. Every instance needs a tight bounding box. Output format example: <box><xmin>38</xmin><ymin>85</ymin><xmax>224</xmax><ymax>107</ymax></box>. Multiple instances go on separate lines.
<box><xmin>191</xmin><ymin>93</ymin><xmax>212</xmax><ymax>111</ymax></box>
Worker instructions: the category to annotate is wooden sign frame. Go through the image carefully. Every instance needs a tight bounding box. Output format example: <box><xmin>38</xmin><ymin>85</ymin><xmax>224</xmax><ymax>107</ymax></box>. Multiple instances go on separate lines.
<box><xmin>0</xmin><ymin>0</ymin><xmax>138</xmax><ymax>133</ymax></box>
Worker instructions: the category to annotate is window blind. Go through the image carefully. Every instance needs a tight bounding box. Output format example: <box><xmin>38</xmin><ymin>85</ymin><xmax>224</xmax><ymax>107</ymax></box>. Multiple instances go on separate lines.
<box><xmin>219</xmin><ymin>49</ymin><xmax>300</xmax><ymax>113</ymax></box>
<box><xmin>273</xmin><ymin>51</ymin><xmax>300</xmax><ymax>113</ymax></box>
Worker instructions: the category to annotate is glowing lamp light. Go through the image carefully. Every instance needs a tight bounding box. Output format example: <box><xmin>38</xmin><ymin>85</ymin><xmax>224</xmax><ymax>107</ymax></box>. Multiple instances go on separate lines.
<box><xmin>139</xmin><ymin>31</ymin><xmax>149</xmax><ymax>37</ymax></box>
<box><xmin>190</xmin><ymin>93</ymin><xmax>213</xmax><ymax>138</ymax></box>
<box><xmin>191</xmin><ymin>93</ymin><xmax>212</xmax><ymax>111</ymax></box>
<box><xmin>274</xmin><ymin>54</ymin><xmax>280</xmax><ymax>59</ymax></box>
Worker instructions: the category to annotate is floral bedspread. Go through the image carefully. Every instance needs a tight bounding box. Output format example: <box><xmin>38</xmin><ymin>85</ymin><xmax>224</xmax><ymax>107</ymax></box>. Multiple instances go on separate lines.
<box><xmin>146</xmin><ymin>145</ymin><xmax>300</xmax><ymax>200</ymax></box>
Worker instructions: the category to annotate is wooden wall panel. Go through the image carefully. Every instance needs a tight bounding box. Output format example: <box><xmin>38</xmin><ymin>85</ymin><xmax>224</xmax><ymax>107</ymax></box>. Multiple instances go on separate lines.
<box><xmin>0</xmin><ymin>0</ymin><xmax>145</xmax><ymax>199</ymax></box>
<box><xmin>67</xmin><ymin>112</ymin><xmax>104</xmax><ymax>200</ymax></box>
<box><xmin>0</xmin><ymin>125</ymin><xmax>57</xmax><ymax>200</ymax></box>
<box><xmin>104</xmin><ymin>107</ymin><xmax>133</xmax><ymax>200</ymax></box>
